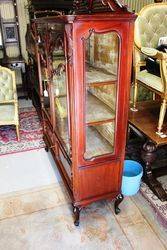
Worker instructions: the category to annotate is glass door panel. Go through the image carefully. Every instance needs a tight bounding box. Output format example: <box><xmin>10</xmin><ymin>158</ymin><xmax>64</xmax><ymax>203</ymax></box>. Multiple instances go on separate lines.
<box><xmin>84</xmin><ymin>31</ymin><xmax>119</xmax><ymax>160</ymax></box>
<box><xmin>49</xmin><ymin>23</ymin><xmax>71</xmax><ymax>156</ymax></box>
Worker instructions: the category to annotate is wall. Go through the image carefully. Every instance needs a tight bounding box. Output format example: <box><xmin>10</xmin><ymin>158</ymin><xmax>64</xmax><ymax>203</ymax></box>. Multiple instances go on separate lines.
<box><xmin>125</xmin><ymin>0</ymin><xmax>166</xmax><ymax>13</ymax></box>
<box><xmin>0</xmin><ymin>0</ymin><xmax>29</xmax><ymax>61</ymax></box>
<box><xmin>17</xmin><ymin>0</ymin><xmax>29</xmax><ymax>61</ymax></box>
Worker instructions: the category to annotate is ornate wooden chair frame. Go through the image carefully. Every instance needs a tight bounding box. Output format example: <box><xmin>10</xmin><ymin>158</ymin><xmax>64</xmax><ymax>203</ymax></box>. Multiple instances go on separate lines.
<box><xmin>131</xmin><ymin>3</ymin><xmax>167</xmax><ymax>137</ymax></box>
<box><xmin>0</xmin><ymin>66</ymin><xmax>20</xmax><ymax>140</ymax></box>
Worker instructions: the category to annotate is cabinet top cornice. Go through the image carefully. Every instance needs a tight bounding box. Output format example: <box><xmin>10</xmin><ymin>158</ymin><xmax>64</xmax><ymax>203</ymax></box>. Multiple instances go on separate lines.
<box><xmin>73</xmin><ymin>0</ymin><xmax>129</xmax><ymax>14</ymax></box>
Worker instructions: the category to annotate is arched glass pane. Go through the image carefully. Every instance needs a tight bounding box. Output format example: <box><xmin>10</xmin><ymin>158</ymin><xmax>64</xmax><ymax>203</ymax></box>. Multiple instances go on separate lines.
<box><xmin>84</xmin><ymin>31</ymin><xmax>119</xmax><ymax>159</ymax></box>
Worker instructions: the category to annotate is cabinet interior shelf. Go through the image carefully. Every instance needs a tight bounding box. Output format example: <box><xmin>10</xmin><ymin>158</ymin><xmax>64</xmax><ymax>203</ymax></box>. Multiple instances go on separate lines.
<box><xmin>86</xmin><ymin>66</ymin><xmax>117</xmax><ymax>86</ymax></box>
<box><xmin>55</xmin><ymin>93</ymin><xmax>115</xmax><ymax>126</ymax></box>
<box><xmin>87</xmin><ymin>81</ymin><xmax>116</xmax><ymax>87</ymax></box>
<box><xmin>86</xmin><ymin>93</ymin><xmax>115</xmax><ymax>125</ymax></box>
<box><xmin>85</xmin><ymin>126</ymin><xmax>114</xmax><ymax>159</ymax></box>
<box><xmin>56</xmin><ymin>117</ymin><xmax>114</xmax><ymax>159</ymax></box>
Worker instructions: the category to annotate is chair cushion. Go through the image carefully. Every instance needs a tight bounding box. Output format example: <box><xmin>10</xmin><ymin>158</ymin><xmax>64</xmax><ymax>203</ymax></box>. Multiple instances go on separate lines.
<box><xmin>0</xmin><ymin>70</ymin><xmax>14</xmax><ymax>101</ymax></box>
<box><xmin>135</xmin><ymin>4</ymin><xmax>167</xmax><ymax>49</ymax></box>
<box><xmin>137</xmin><ymin>69</ymin><xmax>163</xmax><ymax>92</ymax></box>
<box><xmin>0</xmin><ymin>104</ymin><xmax>16</xmax><ymax>124</ymax></box>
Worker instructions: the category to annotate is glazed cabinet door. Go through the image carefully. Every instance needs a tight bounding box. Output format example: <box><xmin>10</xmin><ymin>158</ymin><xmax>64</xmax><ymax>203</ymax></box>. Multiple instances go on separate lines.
<box><xmin>73</xmin><ymin>22</ymin><xmax>133</xmax><ymax>167</ymax></box>
<box><xmin>84</xmin><ymin>31</ymin><xmax>119</xmax><ymax>160</ymax></box>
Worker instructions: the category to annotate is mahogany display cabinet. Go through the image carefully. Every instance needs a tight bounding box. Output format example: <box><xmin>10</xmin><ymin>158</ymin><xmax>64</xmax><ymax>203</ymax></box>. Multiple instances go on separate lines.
<box><xmin>30</xmin><ymin>0</ymin><xmax>136</xmax><ymax>225</ymax></box>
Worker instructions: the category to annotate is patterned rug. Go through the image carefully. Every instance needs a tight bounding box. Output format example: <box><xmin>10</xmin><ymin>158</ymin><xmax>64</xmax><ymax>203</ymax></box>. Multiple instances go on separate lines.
<box><xmin>140</xmin><ymin>175</ymin><xmax>167</xmax><ymax>228</ymax></box>
<box><xmin>0</xmin><ymin>107</ymin><xmax>45</xmax><ymax>156</ymax></box>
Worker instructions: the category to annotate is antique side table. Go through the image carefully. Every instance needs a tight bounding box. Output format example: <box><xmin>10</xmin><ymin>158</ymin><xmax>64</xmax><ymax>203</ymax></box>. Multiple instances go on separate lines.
<box><xmin>129</xmin><ymin>101</ymin><xmax>167</xmax><ymax>201</ymax></box>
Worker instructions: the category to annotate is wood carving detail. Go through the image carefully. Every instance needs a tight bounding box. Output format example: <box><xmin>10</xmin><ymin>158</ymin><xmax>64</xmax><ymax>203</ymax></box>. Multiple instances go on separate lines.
<box><xmin>102</xmin><ymin>0</ymin><xmax>124</xmax><ymax>10</ymax></box>
<box><xmin>81</xmin><ymin>28</ymin><xmax>95</xmax><ymax>41</ymax></box>
<box><xmin>65</xmin><ymin>24</ymin><xmax>73</xmax><ymax>65</ymax></box>
<box><xmin>74</xmin><ymin>0</ymin><xmax>127</xmax><ymax>13</ymax></box>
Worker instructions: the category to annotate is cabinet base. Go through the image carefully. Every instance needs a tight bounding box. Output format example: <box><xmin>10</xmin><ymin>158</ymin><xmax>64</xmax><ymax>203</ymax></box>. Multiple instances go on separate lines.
<box><xmin>72</xmin><ymin>194</ymin><xmax>124</xmax><ymax>226</ymax></box>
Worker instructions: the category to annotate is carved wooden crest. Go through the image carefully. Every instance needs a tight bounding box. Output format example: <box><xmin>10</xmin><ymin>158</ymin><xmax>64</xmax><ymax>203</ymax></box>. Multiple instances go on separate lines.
<box><xmin>73</xmin><ymin>0</ymin><xmax>127</xmax><ymax>14</ymax></box>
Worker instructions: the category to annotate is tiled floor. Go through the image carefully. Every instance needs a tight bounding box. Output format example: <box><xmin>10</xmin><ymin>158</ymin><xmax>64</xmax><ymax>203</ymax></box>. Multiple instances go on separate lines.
<box><xmin>0</xmin><ymin>149</ymin><xmax>61</xmax><ymax>195</ymax></box>
<box><xmin>0</xmin><ymin>184</ymin><xmax>167</xmax><ymax>250</ymax></box>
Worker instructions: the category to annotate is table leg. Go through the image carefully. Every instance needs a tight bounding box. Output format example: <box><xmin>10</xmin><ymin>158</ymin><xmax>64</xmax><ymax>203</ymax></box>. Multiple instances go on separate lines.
<box><xmin>141</xmin><ymin>140</ymin><xmax>167</xmax><ymax>201</ymax></box>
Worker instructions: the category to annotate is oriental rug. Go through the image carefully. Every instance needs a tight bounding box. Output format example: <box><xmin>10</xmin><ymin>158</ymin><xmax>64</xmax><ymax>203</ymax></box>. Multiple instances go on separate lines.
<box><xmin>0</xmin><ymin>107</ymin><xmax>45</xmax><ymax>156</ymax></box>
<box><xmin>140</xmin><ymin>175</ymin><xmax>167</xmax><ymax>228</ymax></box>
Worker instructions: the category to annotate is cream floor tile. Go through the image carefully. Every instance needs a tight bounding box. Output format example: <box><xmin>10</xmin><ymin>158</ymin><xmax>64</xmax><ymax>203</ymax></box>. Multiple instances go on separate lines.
<box><xmin>107</xmin><ymin>197</ymin><xmax>166</xmax><ymax>250</ymax></box>
<box><xmin>0</xmin><ymin>149</ymin><xmax>61</xmax><ymax>195</ymax></box>
<box><xmin>0</xmin><ymin>182</ymin><xmax>70</xmax><ymax>220</ymax></box>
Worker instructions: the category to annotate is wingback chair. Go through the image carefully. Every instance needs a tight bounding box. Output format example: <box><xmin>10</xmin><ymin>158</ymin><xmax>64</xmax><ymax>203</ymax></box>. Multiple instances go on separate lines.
<box><xmin>131</xmin><ymin>3</ymin><xmax>167</xmax><ymax>137</ymax></box>
<box><xmin>0</xmin><ymin>66</ymin><xmax>20</xmax><ymax>140</ymax></box>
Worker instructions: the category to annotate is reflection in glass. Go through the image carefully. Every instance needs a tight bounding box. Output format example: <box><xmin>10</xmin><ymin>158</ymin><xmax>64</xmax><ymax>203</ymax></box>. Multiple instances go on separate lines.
<box><xmin>50</xmin><ymin>25</ymin><xmax>71</xmax><ymax>156</ymax></box>
<box><xmin>84</xmin><ymin>32</ymin><xmax>119</xmax><ymax>159</ymax></box>
<box><xmin>37</xmin><ymin>24</ymin><xmax>51</xmax><ymax>118</ymax></box>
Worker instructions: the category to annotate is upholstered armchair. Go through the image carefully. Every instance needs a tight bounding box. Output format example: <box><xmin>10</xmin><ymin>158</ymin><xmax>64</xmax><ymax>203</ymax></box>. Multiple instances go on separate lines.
<box><xmin>131</xmin><ymin>3</ymin><xmax>167</xmax><ymax>137</ymax></box>
<box><xmin>0</xmin><ymin>66</ymin><xmax>20</xmax><ymax>140</ymax></box>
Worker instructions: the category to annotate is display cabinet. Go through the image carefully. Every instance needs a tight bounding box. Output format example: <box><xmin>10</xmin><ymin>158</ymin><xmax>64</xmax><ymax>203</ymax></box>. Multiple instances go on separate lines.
<box><xmin>31</xmin><ymin>0</ymin><xmax>136</xmax><ymax>225</ymax></box>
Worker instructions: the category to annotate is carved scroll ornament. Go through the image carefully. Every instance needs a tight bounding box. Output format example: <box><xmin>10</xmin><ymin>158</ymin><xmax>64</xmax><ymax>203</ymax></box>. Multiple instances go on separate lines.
<box><xmin>74</xmin><ymin>0</ymin><xmax>127</xmax><ymax>13</ymax></box>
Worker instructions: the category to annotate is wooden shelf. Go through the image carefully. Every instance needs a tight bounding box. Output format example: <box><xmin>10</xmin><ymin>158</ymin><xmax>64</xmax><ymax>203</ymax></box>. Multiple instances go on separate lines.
<box><xmin>55</xmin><ymin>93</ymin><xmax>115</xmax><ymax>125</ymax></box>
<box><xmin>86</xmin><ymin>66</ymin><xmax>117</xmax><ymax>86</ymax></box>
<box><xmin>86</xmin><ymin>93</ymin><xmax>115</xmax><ymax>125</ymax></box>
<box><xmin>85</xmin><ymin>126</ymin><xmax>114</xmax><ymax>159</ymax></box>
<box><xmin>56</xmin><ymin>118</ymin><xmax>113</xmax><ymax>160</ymax></box>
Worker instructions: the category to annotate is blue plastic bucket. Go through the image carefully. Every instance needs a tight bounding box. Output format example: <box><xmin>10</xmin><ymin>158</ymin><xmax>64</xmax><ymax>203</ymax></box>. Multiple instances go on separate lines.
<box><xmin>121</xmin><ymin>160</ymin><xmax>143</xmax><ymax>196</ymax></box>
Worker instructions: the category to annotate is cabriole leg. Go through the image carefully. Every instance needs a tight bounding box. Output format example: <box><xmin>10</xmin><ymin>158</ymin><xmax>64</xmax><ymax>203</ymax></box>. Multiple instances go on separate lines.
<box><xmin>114</xmin><ymin>194</ymin><xmax>124</xmax><ymax>214</ymax></box>
<box><xmin>73</xmin><ymin>205</ymin><xmax>81</xmax><ymax>226</ymax></box>
<box><xmin>131</xmin><ymin>64</ymin><xmax>139</xmax><ymax>112</ymax></box>
<box><xmin>131</xmin><ymin>82</ymin><xmax>138</xmax><ymax>111</ymax></box>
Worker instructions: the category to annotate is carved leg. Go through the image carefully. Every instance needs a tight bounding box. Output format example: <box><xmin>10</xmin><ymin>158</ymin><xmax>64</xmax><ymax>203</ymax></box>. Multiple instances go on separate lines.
<box><xmin>45</xmin><ymin>146</ymin><xmax>49</xmax><ymax>152</ymax></box>
<box><xmin>141</xmin><ymin>140</ymin><xmax>167</xmax><ymax>201</ymax></box>
<box><xmin>73</xmin><ymin>205</ymin><xmax>81</xmax><ymax>226</ymax></box>
<box><xmin>114</xmin><ymin>194</ymin><xmax>124</xmax><ymax>215</ymax></box>
<box><xmin>131</xmin><ymin>82</ymin><xmax>138</xmax><ymax>111</ymax></box>
<box><xmin>131</xmin><ymin>65</ymin><xmax>139</xmax><ymax>112</ymax></box>
<box><xmin>156</xmin><ymin>99</ymin><xmax>167</xmax><ymax>137</ymax></box>
<box><xmin>16</xmin><ymin>125</ymin><xmax>20</xmax><ymax>141</ymax></box>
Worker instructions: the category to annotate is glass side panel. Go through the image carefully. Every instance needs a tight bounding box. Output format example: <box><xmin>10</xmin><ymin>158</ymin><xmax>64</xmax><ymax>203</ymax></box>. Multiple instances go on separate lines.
<box><xmin>84</xmin><ymin>31</ymin><xmax>119</xmax><ymax>160</ymax></box>
<box><xmin>49</xmin><ymin>23</ymin><xmax>71</xmax><ymax>156</ymax></box>
<box><xmin>37</xmin><ymin>23</ymin><xmax>51</xmax><ymax>118</ymax></box>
